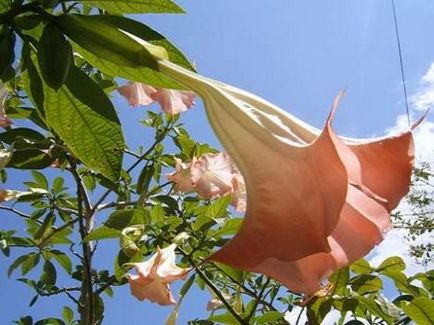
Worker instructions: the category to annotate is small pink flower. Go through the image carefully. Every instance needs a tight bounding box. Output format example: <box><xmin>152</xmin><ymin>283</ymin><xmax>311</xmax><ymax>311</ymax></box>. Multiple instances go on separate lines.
<box><xmin>117</xmin><ymin>81</ymin><xmax>195</xmax><ymax>115</ymax></box>
<box><xmin>127</xmin><ymin>244</ymin><xmax>189</xmax><ymax>305</ymax></box>
<box><xmin>167</xmin><ymin>153</ymin><xmax>247</xmax><ymax>211</ymax></box>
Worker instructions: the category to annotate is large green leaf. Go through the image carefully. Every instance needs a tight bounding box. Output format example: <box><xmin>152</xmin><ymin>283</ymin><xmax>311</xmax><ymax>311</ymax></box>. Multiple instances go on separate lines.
<box><xmin>105</xmin><ymin>209</ymin><xmax>148</xmax><ymax>230</ymax></box>
<box><xmin>350</xmin><ymin>258</ymin><xmax>374</xmax><ymax>275</ymax></box>
<box><xmin>329</xmin><ymin>267</ymin><xmax>349</xmax><ymax>296</ymax></box>
<box><xmin>402</xmin><ymin>297</ymin><xmax>434</xmax><ymax>324</ymax></box>
<box><xmin>349</xmin><ymin>275</ymin><xmax>383</xmax><ymax>295</ymax></box>
<box><xmin>79</xmin><ymin>0</ymin><xmax>184</xmax><ymax>14</ymax></box>
<box><xmin>383</xmin><ymin>271</ymin><xmax>428</xmax><ymax>297</ymax></box>
<box><xmin>85</xmin><ymin>226</ymin><xmax>121</xmax><ymax>241</ymax></box>
<box><xmin>56</xmin><ymin>14</ymin><xmax>160</xmax><ymax>69</ymax></box>
<box><xmin>72</xmin><ymin>16</ymin><xmax>194</xmax><ymax>89</ymax></box>
<box><xmin>353</xmin><ymin>296</ymin><xmax>393</xmax><ymax>324</ymax></box>
<box><xmin>376</xmin><ymin>256</ymin><xmax>405</xmax><ymax>273</ymax></box>
<box><xmin>44</xmin><ymin>66</ymin><xmax>124</xmax><ymax>181</ymax></box>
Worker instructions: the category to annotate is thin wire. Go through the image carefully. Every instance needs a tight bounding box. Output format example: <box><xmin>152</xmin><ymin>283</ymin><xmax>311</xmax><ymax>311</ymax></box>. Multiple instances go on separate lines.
<box><xmin>391</xmin><ymin>0</ymin><xmax>411</xmax><ymax>126</ymax></box>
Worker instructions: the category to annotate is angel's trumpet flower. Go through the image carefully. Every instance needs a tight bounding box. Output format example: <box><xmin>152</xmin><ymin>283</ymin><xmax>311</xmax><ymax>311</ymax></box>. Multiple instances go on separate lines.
<box><xmin>157</xmin><ymin>60</ymin><xmax>420</xmax><ymax>294</ymax></box>
<box><xmin>127</xmin><ymin>244</ymin><xmax>189</xmax><ymax>305</ymax></box>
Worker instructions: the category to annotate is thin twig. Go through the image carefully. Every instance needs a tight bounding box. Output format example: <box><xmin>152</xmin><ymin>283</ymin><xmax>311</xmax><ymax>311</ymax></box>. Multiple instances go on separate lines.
<box><xmin>295</xmin><ymin>306</ymin><xmax>305</xmax><ymax>325</ymax></box>
<box><xmin>178</xmin><ymin>248</ymin><xmax>247</xmax><ymax>324</ymax></box>
<box><xmin>0</xmin><ymin>206</ymin><xmax>37</xmax><ymax>221</ymax></box>
<box><xmin>245</xmin><ymin>278</ymin><xmax>270</xmax><ymax>322</ymax></box>
<box><xmin>95</xmin><ymin>276</ymin><xmax>118</xmax><ymax>295</ymax></box>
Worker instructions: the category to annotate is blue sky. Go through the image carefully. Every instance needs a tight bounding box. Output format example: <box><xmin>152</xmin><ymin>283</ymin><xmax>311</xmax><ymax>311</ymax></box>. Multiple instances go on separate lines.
<box><xmin>1</xmin><ymin>0</ymin><xmax>434</xmax><ymax>324</ymax></box>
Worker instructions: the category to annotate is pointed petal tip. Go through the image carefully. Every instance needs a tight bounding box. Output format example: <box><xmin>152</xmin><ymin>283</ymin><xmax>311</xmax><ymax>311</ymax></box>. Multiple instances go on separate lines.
<box><xmin>411</xmin><ymin>108</ymin><xmax>430</xmax><ymax>130</ymax></box>
<box><xmin>326</xmin><ymin>89</ymin><xmax>346</xmax><ymax>125</ymax></box>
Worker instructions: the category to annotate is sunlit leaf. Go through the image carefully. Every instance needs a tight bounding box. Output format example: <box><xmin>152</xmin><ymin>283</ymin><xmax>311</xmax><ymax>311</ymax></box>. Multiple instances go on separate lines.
<box><xmin>44</xmin><ymin>66</ymin><xmax>124</xmax><ymax>181</ymax></box>
<box><xmin>402</xmin><ymin>297</ymin><xmax>434</xmax><ymax>324</ymax></box>
<box><xmin>79</xmin><ymin>0</ymin><xmax>184</xmax><ymax>14</ymax></box>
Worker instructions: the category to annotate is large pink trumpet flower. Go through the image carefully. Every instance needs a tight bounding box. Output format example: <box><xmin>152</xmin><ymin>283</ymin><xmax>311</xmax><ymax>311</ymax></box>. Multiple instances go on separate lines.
<box><xmin>157</xmin><ymin>60</ymin><xmax>421</xmax><ymax>294</ymax></box>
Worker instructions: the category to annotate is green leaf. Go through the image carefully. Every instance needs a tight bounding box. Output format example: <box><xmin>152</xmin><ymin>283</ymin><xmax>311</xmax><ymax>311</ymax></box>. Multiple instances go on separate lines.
<box><xmin>31</xmin><ymin>171</ymin><xmax>49</xmax><ymax>190</ymax></box>
<box><xmin>94</xmin><ymin>294</ymin><xmax>105</xmax><ymax>323</ymax></box>
<box><xmin>207</xmin><ymin>195</ymin><xmax>231</xmax><ymax>219</ymax></box>
<box><xmin>0</xmin><ymin>27</ymin><xmax>15</xmax><ymax>80</ymax></box>
<box><xmin>62</xmin><ymin>306</ymin><xmax>74</xmax><ymax>325</ymax></box>
<box><xmin>329</xmin><ymin>267</ymin><xmax>349</xmax><ymax>296</ymax></box>
<box><xmin>48</xmin><ymin>250</ymin><xmax>72</xmax><ymax>274</ymax></box>
<box><xmin>8</xmin><ymin>149</ymin><xmax>53</xmax><ymax>169</ymax></box>
<box><xmin>137</xmin><ymin>164</ymin><xmax>154</xmax><ymax>194</ymax></box>
<box><xmin>38</xmin><ymin>23</ymin><xmax>73</xmax><ymax>90</ymax></box>
<box><xmin>350</xmin><ymin>258</ymin><xmax>374</xmax><ymax>275</ymax></box>
<box><xmin>33</xmin><ymin>213</ymin><xmax>54</xmax><ymax>240</ymax></box>
<box><xmin>349</xmin><ymin>275</ymin><xmax>383</xmax><ymax>295</ymax></box>
<box><xmin>376</xmin><ymin>256</ymin><xmax>405</xmax><ymax>273</ymax></box>
<box><xmin>307</xmin><ymin>298</ymin><xmax>332</xmax><ymax>325</ymax></box>
<box><xmin>150</xmin><ymin>204</ymin><xmax>165</xmax><ymax>224</ymax></box>
<box><xmin>8</xmin><ymin>254</ymin><xmax>28</xmax><ymax>277</ymax></box>
<box><xmin>0</xmin><ymin>128</ymin><xmax>45</xmax><ymax>144</ymax></box>
<box><xmin>105</xmin><ymin>209</ymin><xmax>147</xmax><ymax>230</ymax></box>
<box><xmin>79</xmin><ymin>0</ymin><xmax>184</xmax><ymax>14</ymax></box>
<box><xmin>214</xmin><ymin>263</ymin><xmax>244</xmax><ymax>284</ymax></box>
<box><xmin>56</xmin><ymin>14</ymin><xmax>159</xmax><ymax>69</ymax></box>
<box><xmin>410</xmin><ymin>271</ymin><xmax>434</xmax><ymax>293</ymax></box>
<box><xmin>34</xmin><ymin>318</ymin><xmax>65</xmax><ymax>325</ymax></box>
<box><xmin>255</xmin><ymin>311</ymin><xmax>283</xmax><ymax>324</ymax></box>
<box><xmin>21</xmin><ymin>253</ymin><xmax>40</xmax><ymax>275</ymax></box>
<box><xmin>85</xmin><ymin>226</ymin><xmax>121</xmax><ymax>241</ymax></box>
<box><xmin>402</xmin><ymin>297</ymin><xmax>434</xmax><ymax>324</ymax></box>
<box><xmin>40</xmin><ymin>260</ymin><xmax>57</xmax><ymax>286</ymax></box>
<box><xmin>52</xmin><ymin>177</ymin><xmax>65</xmax><ymax>193</ymax></box>
<box><xmin>179</xmin><ymin>274</ymin><xmax>195</xmax><ymax>297</ymax></box>
<box><xmin>44</xmin><ymin>66</ymin><xmax>124</xmax><ymax>181</ymax></box>
<box><xmin>29</xmin><ymin>295</ymin><xmax>38</xmax><ymax>307</ymax></box>
<box><xmin>114</xmin><ymin>250</ymin><xmax>141</xmax><ymax>280</ymax></box>
<box><xmin>211</xmin><ymin>218</ymin><xmax>243</xmax><ymax>238</ymax></box>
<box><xmin>383</xmin><ymin>271</ymin><xmax>427</xmax><ymax>297</ymax></box>
<box><xmin>353</xmin><ymin>296</ymin><xmax>393</xmax><ymax>324</ymax></box>
<box><xmin>22</xmin><ymin>56</ymin><xmax>45</xmax><ymax>117</ymax></box>
<box><xmin>72</xmin><ymin>16</ymin><xmax>194</xmax><ymax>89</ymax></box>
<box><xmin>209</xmin><ymin>312</ymin><xmax>239</xmax><ymax>325</ymax></box>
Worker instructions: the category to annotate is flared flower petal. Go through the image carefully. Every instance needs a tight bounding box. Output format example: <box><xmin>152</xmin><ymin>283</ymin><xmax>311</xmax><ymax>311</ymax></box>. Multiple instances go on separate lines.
<box><xmin>127</xmin><ymin>244</ymin><xmax>189</xmax><ymax>304</ymax></box>
<box><xmin>117</xmin><ymin>81</ymin><xmax>195</xmax><ymax>114</ymax></box>
<box><xmin>117</xmin><ymin>81</ymin><xmax>155</xmax><ymax>107</ymax></box>
<box><xmin>168</xmin><ymin>152</ymin><xmax>247</xmax><ymax>211</ymax></box>
<box><xmin>167</xmin><ymin>158</ymin><xmax>196</xmax><ymax>193</ymax></box>
<box><xmin>191</xmin><ymin>152</ymin><xmax>234</xmax><ymax>199</ymax></box>
<box><xmin>157</xmin><ymin>60</ymin><xmax>416</xmax><ymax>294</ymax></box>
<box><xmin>151</xmin><ymin>88</ymin><xmax>195</xmax><ymax>114</ymax></box>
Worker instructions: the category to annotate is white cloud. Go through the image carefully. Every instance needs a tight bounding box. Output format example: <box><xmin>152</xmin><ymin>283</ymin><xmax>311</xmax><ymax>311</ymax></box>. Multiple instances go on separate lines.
<box><xmin>411</xmin><ymin>62</ymin><xmax>434</xmax><ymax>111</ymax></box>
